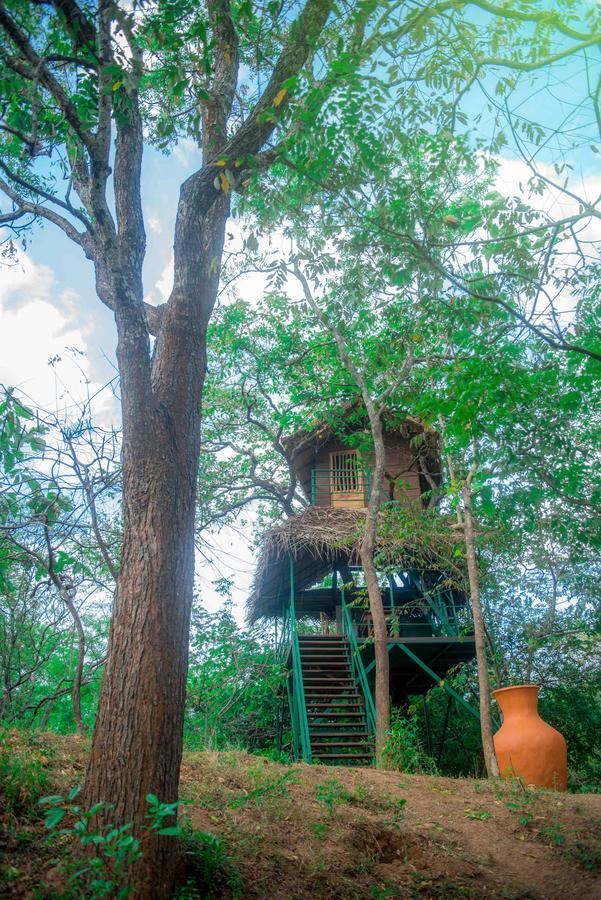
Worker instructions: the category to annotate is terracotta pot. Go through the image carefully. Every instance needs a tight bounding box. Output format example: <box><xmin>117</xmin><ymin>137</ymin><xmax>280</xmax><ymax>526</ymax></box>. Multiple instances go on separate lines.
<box><xmin>492</xmin><ymin>685</ymin><xmax>567</xmax><ymax>791</ymax></box>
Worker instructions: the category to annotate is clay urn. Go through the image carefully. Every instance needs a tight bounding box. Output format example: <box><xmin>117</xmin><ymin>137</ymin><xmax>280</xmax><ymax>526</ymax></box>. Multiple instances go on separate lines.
<box><xmin>492</xmin><ymin>685</ymin><xmax>567</xmax><ymax>791</ymax></box>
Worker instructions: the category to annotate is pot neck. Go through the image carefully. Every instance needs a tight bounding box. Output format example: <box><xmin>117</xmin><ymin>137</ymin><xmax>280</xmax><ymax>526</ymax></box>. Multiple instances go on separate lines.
<box><xmin>494</xmin><ymin>685</ymin><xmax>540</xmax><ymax>719</ymax></box>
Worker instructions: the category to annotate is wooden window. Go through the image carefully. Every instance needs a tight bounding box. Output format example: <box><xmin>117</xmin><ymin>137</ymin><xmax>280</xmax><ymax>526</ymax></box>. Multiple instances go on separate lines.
<box><xmin>330</xmin><ymin>451</ymin><xmax>360</xmax><ymax>493</ymax></box>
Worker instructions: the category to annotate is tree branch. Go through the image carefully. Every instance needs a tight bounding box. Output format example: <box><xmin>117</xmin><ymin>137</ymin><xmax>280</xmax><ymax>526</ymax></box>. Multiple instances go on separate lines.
<box><xmin>0</xmin><ymin>174</ymin><xmax>91</xmax><ymax>250</ymax></box>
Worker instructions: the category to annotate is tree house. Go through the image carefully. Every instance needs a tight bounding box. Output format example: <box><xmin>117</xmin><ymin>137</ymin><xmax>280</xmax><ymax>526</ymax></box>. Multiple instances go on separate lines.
<box><xmin>248</xmin><ymin>413</ymin><xmax>477</xmax><ymax>765</ymax></box>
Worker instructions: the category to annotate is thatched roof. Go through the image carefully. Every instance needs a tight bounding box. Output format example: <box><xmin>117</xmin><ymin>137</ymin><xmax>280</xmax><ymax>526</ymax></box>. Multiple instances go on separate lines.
<box><xmin>247</xmin><ymin>505</ymin><xmax>464</xmax><ymax>624</ymax></box>
<box><xmin>282</xmin><ymin>410</ymin><xmax>437</xmax><ymax>455</ymax></box>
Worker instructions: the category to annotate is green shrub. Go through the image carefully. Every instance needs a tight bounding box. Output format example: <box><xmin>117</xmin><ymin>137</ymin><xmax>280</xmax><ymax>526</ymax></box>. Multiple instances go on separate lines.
<box><xmin>0</xmin><ymin>729</ymin><xmax>54</xmax><ymax>821</ymax></box>
<box><xmin>177</xmin><ymin>828</ymin><xmax>241</xmax><ymax>898</ymax></box>
<box><xmin>314</xmin><ymin>778</ymin><xmax>355</xmax><ymax>817</ymax></box>
<box><xmin>381</xmin><ymin>709</ymin><xmax>438</xmax><ymax>774</ymax></box>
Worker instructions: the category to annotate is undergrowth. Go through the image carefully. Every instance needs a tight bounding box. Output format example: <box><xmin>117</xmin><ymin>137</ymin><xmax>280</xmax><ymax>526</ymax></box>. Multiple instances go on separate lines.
<box><xmin>381</xmin><ymin>709</ymin><xmax>439</xmax><ymax>774</ymax></box>
<box><xmin>0</xmin><ymin>729</ymin><xmax>55</xmax><ymax>822</ymax></box>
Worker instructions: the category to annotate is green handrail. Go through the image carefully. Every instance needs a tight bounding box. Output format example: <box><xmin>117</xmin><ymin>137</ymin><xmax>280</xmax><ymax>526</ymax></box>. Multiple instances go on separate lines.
<box><xmin>309</xmin><ymin>467</ymin><xmax>372</xmax><ymax>505</ymax></box>
<box><xmin>289</xmin><ymin>557</ymin><xmax>312</xmax><ymax>763</ymax></box>
<box><xmin>277</xmin><ymin>603</ymin><xmax>291</xmax><ymax>662</ymax></box>
<box><xmin>341</xmin><ymin>592</ymin><xmax>376</xmax><ymax>738</ymax></box>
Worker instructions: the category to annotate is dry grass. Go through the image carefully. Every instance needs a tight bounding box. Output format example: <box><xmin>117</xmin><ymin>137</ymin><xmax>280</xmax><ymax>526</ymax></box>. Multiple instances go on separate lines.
<box><xmin>179</xmin><ymin>751</ymin><xmax>601</xmax><ymax>899</ymax></box>
<box><xmin>2</xmin><ymin>736</ymin><xmax>600</xmax><ymax>899</ymax></box>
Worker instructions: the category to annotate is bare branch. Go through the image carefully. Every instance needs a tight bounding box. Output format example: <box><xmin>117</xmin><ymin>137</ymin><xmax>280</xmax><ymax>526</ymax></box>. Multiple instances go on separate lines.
<box><xmin>0</xmin><ymin>174</ymin><xmax>91</xmax><ymax>250</ymax></box>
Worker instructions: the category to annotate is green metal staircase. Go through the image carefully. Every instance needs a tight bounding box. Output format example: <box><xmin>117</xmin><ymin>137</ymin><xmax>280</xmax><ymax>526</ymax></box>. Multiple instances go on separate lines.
<box><xmin>281</xmin><ymin>559</ymin><xmax>376</xmax><ymax>765</ymax></box>
<box><xmin>299</xmin><ymin>635</ymin><xmax>373</xmax><ymax>764</ymax></box>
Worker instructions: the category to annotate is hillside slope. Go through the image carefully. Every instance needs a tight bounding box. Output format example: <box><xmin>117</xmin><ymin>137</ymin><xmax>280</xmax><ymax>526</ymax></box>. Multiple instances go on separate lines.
<box><xmin>1</xmin><ymin>735</ymin><xmax>600</xmax><ymax>898</ymax></box>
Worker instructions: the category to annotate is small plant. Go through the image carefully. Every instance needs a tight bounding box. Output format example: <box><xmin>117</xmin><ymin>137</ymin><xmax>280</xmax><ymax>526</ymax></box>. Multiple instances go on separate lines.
<box><xmin>310</xmin><ymin>821</ymin><xmax>329</xmax><ymax>840</ymax></box>
<box><xmin>496</xmin><ymin>774</ymin><xmax>538</xmax><ymax>828</ymax></box>
<box><xmin>565</xmin><ymin>838</ymin><xmax>601</xmax><ymax>873</ymax></box>
<box><xmin>538</xmin><ymin>824</ymin><xmax>565</xmax><ymax>846</ymax></box>
<box><xmin>251</xmin><ymin>747</ymin><xmax>292</xmax><ymax>765</ymax></box>
<box><xmin>464</xmin><ymin>809</ymin><xmax>492</xmax><ymax>821</ymax></box>
<box><xmin>354</xmin><ymin>853</ymin><xmax>377</xmax><ymax>874</ymax></box>
<box><xmin>227</xmin><ymin>767</ymin><xmax>300</xmax><ymax>809</ymax></box>
<box><xmin>314</xmin><ymin>778</ymin><xmax>354</xmax><ymax>817</ymax></box>
<box><xmin>177</xmin><ymin>827</ymin><xmax>242</xmax><ymax>898</ymax></box>
<box><xmin>381</xmin><ymin>710</ymin><xmax>438</xmax><ymax>774</ymax></box>
<box><xmin>384</xmin><ymin>797</ymin><xmax>407</xmax><ymax>831</ymax></box>
<box><xmin>39</xmin><ymin>788</ymin><xmax>188</xmax><ymax>898</ymax></box>
<box><xmin>369</xmin><ymin>885</ymin><xmax>400</xmax><ymax>899</ymax></box>
<box><xmin>353</xmin><ymin>784</ymin><xmax>368</xmax><ymax>804</ymax></box>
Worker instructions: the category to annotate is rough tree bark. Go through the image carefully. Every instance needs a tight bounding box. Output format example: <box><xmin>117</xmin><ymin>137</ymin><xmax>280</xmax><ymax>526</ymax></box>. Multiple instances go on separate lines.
<box><xmin>462</xmin><ymin>471</ymin><xmax>499</xmax><ymax>779</ymax></box>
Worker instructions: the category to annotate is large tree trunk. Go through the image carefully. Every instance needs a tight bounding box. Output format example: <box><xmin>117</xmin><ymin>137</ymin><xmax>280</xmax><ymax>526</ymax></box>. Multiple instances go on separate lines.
<box><xmin>360</xmin><ymin>548</ymin><xmax>389</xmax><ymax>762</ymax></box>
<box><xmin>83</xmin><ymin>177</ymin><xmax>227</xmax><ymax>893</ymax></box>
<box><xmin>84</xmin><ymin>402</ymin><xmax>202</xmax><ymax>893</ymax></box>
<box><xmin>462</xmin><ymin>481</ymin><xmax>499</xmax><ymax>779</ymax></box>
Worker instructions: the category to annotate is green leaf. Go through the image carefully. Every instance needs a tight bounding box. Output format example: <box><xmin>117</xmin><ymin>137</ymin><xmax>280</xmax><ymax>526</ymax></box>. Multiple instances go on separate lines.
<box><xmin>44</xmin><ymin>808</ymin><xmax>66</xmax><ymax>828</ymax></box>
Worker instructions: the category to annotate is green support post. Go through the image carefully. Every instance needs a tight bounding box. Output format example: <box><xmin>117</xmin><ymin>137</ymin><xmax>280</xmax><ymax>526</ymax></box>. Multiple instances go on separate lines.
<box><xmin>289</xmin><ymin>557</ymin><xmax>312</xmax><ymax>763</ymax></box>
<box><xmin>394</xmin><ymin>642</ymin><xmax>481</xmax><ymax>721</ymax></box>
<box><xmin>361</xmin><ymin>640</ymin><xmax>480</xmax><ymax>722</ymax></box>
<box><xmin>286</xmin><ymin>676</ymin><xmax>299</xmax><ymax>760</ymax></box>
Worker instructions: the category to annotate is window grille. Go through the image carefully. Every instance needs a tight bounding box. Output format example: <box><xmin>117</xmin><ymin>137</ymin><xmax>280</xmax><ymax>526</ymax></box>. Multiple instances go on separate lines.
<box><xmin>330</xmin><ymin>451</ymin><xmax>361</xmax><ymax>493</ymax></box>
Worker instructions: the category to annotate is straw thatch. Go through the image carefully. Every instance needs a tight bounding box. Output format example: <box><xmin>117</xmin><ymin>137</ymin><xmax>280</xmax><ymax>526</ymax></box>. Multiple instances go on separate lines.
<box><xmin>247</xmin><ymin>504</ymin><xmax>464</xmax><ymax>623</ymax></box>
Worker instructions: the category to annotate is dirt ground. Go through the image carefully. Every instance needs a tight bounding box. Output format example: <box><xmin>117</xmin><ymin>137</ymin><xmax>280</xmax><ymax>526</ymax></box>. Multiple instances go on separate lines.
<box><xmin>1</xmin><ymin>736</ymin><xmax>600</xmax><ymax>899</ymax></box>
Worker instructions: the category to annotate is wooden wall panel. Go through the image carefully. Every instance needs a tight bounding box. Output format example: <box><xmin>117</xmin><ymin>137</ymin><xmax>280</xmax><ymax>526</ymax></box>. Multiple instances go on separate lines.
<box><xmin>309</xmin><ymin>434</ymin><xmax>422</xmax><ymax>507</ymax></box>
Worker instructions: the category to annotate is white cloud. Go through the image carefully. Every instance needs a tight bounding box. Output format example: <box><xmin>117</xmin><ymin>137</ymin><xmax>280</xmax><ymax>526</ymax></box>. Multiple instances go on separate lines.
<box><xmin>496</xmin><ymin>156</ymin><xmax>601</xmax><ymax>244</ymax></box>
<box><xmin>0</xmin><ymin>252</ymin><xmax>107</xmax><ymax>417</ymax></box>
<box><xmin>147</xmin><ymin>215</ymin><xmax>163</xmax><ymax>234</ymax></box>
<box><xmin>173</xmin><ymin>137</ymin><xmax>199</xmax><ymax>169</ymax></box>
<box><xmin>152</xmin><ymin>253</ymin><xmax>174</xmax><ymax>304</ymax></box>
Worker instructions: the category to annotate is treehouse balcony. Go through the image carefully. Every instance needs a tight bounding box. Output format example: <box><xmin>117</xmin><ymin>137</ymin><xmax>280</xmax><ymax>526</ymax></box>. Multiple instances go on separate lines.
<box><xmin>310</xmin><ymin>465</ymin><xmax>371</xmax><ymax>508</ymax></box>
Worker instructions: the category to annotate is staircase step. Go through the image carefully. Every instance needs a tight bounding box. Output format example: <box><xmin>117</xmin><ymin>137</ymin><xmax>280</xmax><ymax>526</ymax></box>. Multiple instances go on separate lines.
<box><xmin>306</xmin><ymin>701</ymin><xmax>363</xmax><ymax>708</ymax></box>
<box><xmin>301</xmin><ymin>652</ymin><xmax>349</xmax><ymax>659</ymax></box>
<box><xmin>313</xmin><ymin>753</ymin><xmax>374</xmax><ymax>760</ymax></box>
<box><xmin>302</xmin><ymin>661</ymin><xmax>349</xmax><ymax>667</ymax></box>
<box><xmin>307</xmin><ymin>711</ymin><xmax>365</xmax><ymax>719</ymax></box>
<box><xmin>299</xmin><ymin>643</ymin><xmax>348</xmax><ymax>649</ymax></box>
<box><xmin>312</xmin><ymin>741</ymin><xmax>371</xmax><ymax>748</ymax></box>
<box><xmin>305</xmin><ymin>692</ymin><xmax>361</xmax><ymax>699</ymax></box>
<box><xmin>302</xmin><ymin>676</ymin><xmax>354</xmax><ymax>682</ymax></box>
<box><xmin>298</xmin><ymin>636</ymin><xmax>346</xmax><ymax>641</ymax></box>
<box><xmin>304</xmin><ymin>687</ymin><xmax>358</xmax><ymax>694</ymax></box>
<box><xmin>310</xmin><ymin>732</ymin><xmax>369</xmax><ymax>739</ymax></box>
<box><xmin>309</xmin><ymin>722</ymin><xmax>367</xmax><ymax>729</ymax></box>
<box><xmin>300</xmin><ymin>646</ymin><xmax>348</xmax><ymax>652</ymax></box>
<box><xmin>304</xmin><ymin>685</ymin><xmax>358</xmax><ymax>691</ymax></box>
